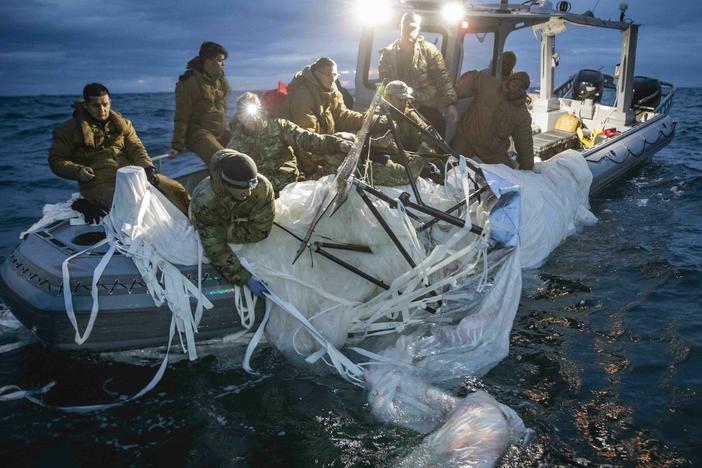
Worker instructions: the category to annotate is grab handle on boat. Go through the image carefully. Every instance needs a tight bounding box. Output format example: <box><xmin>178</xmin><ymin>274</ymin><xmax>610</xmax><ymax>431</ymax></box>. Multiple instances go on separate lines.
<box><xmin>150</xmin><ymin>153</ymin><xmax>170</xmax><ymax>171</ymax></box>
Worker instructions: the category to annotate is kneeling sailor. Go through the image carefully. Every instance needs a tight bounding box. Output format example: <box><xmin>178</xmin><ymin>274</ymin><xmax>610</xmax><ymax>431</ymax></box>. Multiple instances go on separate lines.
<box><xmin>190</xmin><ymin>150</ymin><xmax>275</xmax><ymax>297</ymax></box>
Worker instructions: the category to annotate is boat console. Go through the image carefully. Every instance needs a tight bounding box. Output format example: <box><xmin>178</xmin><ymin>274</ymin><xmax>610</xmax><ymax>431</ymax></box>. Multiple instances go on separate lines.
<box><xmin>352</xmin><ymin>0</ymin><xmax>676</xmax><ymax>194</ymax></box>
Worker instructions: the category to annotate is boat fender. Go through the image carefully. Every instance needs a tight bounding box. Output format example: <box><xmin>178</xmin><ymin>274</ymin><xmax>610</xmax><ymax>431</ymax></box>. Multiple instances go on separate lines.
<box><xmin>555</xmin><ymin>113</ymin><xmax>581</xmax><ymax>133</ymax></box>
<box><xmin>576</xmin><ymin>126</ymin><xmax>602</xmax><ymax>149</ymax></box>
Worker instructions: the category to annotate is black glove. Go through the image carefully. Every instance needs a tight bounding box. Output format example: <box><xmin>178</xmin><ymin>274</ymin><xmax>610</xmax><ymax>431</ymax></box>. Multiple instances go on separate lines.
<box><xmin>71</xmin><ymin>199</ymin><xmax>108</xmax><ymax>224</ymax></box>
<box><xmin>145</xmin><ymin>166</ymin><xmax>160</xmax><ymax>187</ymax></box>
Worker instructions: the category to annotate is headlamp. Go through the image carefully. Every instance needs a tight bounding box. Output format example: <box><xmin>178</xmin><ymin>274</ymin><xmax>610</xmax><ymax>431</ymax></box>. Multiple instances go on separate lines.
<box><xmin>245</xmin><ymin>103</ymin><xmax>260</xmax><ymax>116</ymax></box>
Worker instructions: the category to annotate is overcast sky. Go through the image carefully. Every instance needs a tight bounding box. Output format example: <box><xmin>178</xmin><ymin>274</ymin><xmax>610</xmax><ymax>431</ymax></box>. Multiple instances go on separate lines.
<box><xmin>1</xmin><ymin>0</ymin><xmax>700</xmax><ymax>96</ymax></box>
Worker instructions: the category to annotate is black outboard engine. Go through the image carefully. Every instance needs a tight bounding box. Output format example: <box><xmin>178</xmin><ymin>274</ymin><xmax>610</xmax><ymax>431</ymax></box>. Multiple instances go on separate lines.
<box><xmin>573</xmin><ymin>69</ymin><xmax>604</xmax><ymax>102</ymax></box>
<box><xmin>631</xmin><ymin>76</ymin><xmax>662</xmax><ymax>110</ymax></box>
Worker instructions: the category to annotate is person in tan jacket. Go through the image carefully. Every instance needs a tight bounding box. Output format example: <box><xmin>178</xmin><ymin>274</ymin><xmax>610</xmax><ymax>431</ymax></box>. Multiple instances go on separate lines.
<box><xmin>378</xmin><ymin>12</ymin><xmax>459</xmax><ymax>137</ymax></box>
<box><xmin>168</xmin><ymin>41</ymin><xmax>231</xmax><ymax>165</ymax></box>
<box><xmin>277</xmin><ymin>57</ymin><xmax>366</xmax><ymax>177</ymax></box>
<box><xmin>451</xmin><ymin>71</ymin><xmax>534</xmax><ymax>170</ymax></box>
<box><xmin>49</xmin><ymin>83</ymin><xmax>190</xmax><ymax>216</ymax></box>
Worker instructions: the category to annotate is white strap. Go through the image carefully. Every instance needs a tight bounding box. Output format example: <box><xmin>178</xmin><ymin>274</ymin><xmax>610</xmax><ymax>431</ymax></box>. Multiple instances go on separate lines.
<box><xmin>61</xmin><ymin>237</ymin><xmax>113</xmax><ymax>345</ymax></box>
<box><xmin>0</xmin><ymin>317</ymin><xmax>176</xmax><ymax>413</ymax></box>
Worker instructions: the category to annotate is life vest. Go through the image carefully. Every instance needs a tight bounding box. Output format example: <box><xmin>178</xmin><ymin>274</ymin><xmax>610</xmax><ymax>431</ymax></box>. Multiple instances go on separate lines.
<box><xmin>261</xmin><ymin>82</ymin><xmax>288</xmax><ymax>117</ymax></box>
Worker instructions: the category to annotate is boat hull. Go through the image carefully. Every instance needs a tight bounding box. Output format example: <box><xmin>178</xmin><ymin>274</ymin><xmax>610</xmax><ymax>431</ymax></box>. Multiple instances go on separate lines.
<box><xmin>586</xmin><ymin>115</ymin><xmax>676</xmax><ymax>195</ymax></box>
<box><xmin>0</xmin><ymin>115</ymin><xmax>676</xmax><ymax>351</ymax></box>
<box><xmin>0</xmin><ymin>220</ymin><xmax>249</xmax><ymax>351</ymax></box>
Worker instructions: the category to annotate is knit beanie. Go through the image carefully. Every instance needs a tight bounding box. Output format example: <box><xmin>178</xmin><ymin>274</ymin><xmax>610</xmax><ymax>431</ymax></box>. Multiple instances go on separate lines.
<box><xmin>220</xmin><ymin>151</ymin><xmax>258</xmax><ymax>188</ymax></box>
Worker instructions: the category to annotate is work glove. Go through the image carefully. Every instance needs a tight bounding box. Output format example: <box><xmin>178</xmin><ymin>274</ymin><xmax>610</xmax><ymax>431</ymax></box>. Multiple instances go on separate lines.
<box><xmin>245</xmin><ymin>276</ymin><xmax>269</xmax><ymax>298</ymax></box>
<box><xmin>71</xmin><ymin>199</ymin><xmax>108</xmax><ymax>224</ymax></box>
<box><xmin>145</xmin><ymin>166</ymin><xmax>160</xmax><ymax>187</ymax></box>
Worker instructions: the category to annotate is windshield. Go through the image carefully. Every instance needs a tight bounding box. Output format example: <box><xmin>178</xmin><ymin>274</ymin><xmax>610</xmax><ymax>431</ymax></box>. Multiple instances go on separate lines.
<box><xmin>460</xmin><ymin>31</ymin><xmax>496</xmax><ymax>75</ymax></box>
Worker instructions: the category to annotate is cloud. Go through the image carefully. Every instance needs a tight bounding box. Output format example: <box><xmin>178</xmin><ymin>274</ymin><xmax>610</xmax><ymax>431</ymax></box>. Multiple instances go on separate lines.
<box><xmin>0</xmin><ymin>0</ymin><xmax>699</xmax><ymax>95</ymax></box>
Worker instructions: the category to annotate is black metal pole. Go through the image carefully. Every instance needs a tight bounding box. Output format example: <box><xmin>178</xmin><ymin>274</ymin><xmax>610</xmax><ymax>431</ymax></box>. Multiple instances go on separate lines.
<box><xmin>356</xmin><ymin>186</ymin><xmax>417</xmax><ymax>269</ymax></box>
<box><xmin>274</xmin><ymin>222</ymin><xmax>389</xmax><ymax>290</ymax></box>
<box><xmin>398</xmin><ymin>192</ymin><xmax>484</xmax><ymax>236</ymax></box>
<box><xmin>417</xmin><ymin>199</ymin><xmax>467</xmax><ymax>233</ymax></box>
<box><xmin>317</xmin><ymin>242</ymin><xmax>372</xmax><ymax>254</ymax></box>
<box><xmin>383</xmin><ymin>106</ymin><xmax>423</xmax><ymax>206</ymax></box>
<box><xmin>311</xmin><ymin>243</ymin><xmax>389</xmax><ymax>290</ymax></box>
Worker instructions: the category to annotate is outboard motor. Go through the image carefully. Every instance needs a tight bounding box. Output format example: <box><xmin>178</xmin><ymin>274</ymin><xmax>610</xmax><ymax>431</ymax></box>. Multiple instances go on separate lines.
<box><xmin>631</xmin><ymin>76</ymin><xmax>662</xmax><ymax>110</ymax></box>
<box><xmin>573</xmin><ymin>69</ymin><xmax>604</xmax><ymax>103</ymax></box>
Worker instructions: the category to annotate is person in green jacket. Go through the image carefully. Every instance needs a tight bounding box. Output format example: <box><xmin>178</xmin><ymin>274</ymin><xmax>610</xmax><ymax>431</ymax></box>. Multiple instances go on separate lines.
<box><xmin>168</xmin><ymin>41</ymin><xmax>231</xmax><ymax>165</ymax></box>
<box><xmin>190</xmin><ymin>150</ymin><xmax>275</xmax><ymax>296</ymax></box>
<box><xmin>49</xmin><ymin>83</ymin><xmax>190</xmax><ymax>217</ymax></box>
<box><xmin>278</xmin><ymin>57</ymin><xmax>367</xmax><ymax>177</ymax></box>
<box><xmin>378</xmin><ymin>12</ymin><xmax>459</xmax><ymax>137</ymax></box>
<box><xmin>452</xmin><ymin>71</ymin><xmax>534</xmax><ymax>170</ymax></box>
<box><xmin>228</xmin><ymin>92</ymin><xmax>352</xmax><ymax>195</ymax></box>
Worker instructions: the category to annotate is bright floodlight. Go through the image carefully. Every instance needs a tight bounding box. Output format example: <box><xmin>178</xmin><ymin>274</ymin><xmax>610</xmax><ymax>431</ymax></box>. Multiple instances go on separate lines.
<box><xmin>355</xmin><ymin>0</ymin><xmax>392</xmax><ymax>25</ymax></box>
<box><xmin>245</xmin><ymin>103</ymin><xmax>259</xmax><ymax>116</ymax></box>
<box><xmin>441</xmin><ymin>2</ymin><xmax>465</xmax><ymax>24</ymax></box>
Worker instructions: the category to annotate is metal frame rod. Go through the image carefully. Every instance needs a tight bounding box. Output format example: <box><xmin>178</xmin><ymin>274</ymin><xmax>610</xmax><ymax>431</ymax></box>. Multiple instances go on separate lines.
<box><xmin>398</xmin><ymin>192</ymin><xmax>484</xmax><ymax>236</ymax></box>
<box><xmin>316</xmin><ymin>242</ymin><xmax>372</xmax><ymax>254</ymax></box>
<box><xmin>384</xmin><ymin>107</ymin><xmax>423</xmax><ymax>206</ymax></box>
<box><xmin>417</xmin><ymin>199</ymin><xmax>467</xmax><ymax>233</ymax></box>
<box><xmin>356</xmin><ymin>186</ymin><xmax>417</xmax><ymax>269</ymax></box>
<box><xmin>354</xmin><ymin>179</ymin><xmax>483</xmax><ymax>235</ymax></box>
<box><xmin>274</xmin><ymin>223</ymin><xmax>389</xmax><ymax>290</ymax></box>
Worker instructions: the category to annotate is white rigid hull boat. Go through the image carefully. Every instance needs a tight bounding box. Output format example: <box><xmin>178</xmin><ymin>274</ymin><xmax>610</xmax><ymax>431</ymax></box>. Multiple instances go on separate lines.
<box><xmin>352</xmin><ymin>0</ymin><xmax>676</xmax><ymax>195</ymax></box>
<box><xmin>0</xmin><ymin>1</ymin><xmax>675</xmax><ymax>352</ymax></box>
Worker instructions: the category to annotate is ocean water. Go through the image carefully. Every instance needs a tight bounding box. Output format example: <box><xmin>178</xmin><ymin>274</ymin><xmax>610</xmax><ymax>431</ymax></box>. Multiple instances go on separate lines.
<box><xmin>0</xmin><ymin>89</ymin><xmax>700</xmax><ymax>466</ymax></box>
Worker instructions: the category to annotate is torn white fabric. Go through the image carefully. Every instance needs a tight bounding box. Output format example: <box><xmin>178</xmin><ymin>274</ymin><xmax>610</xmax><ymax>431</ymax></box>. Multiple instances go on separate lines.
<box><xmin>20</xmin><ymin>193</ymin><xmax>84</xmax><ymax>239</ymax></box>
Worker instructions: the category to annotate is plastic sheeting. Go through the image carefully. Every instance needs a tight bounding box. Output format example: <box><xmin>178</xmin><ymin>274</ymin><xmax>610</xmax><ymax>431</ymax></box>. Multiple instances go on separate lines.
<box><xmin>397</xmin><ymin>390</ymin><xmax>529</xmax><ymax>467</ymax></box>
<box><xmin>469</xmin><ymin>150</ymin><xmax>598</xmax><ymax>269</ymax></box>
<box><xmin>19</xmin><ymin>192</ymin><xmax>84</xmax><ymax>239</ymax></box>
<box><xmin>233</xmin><ymin>150</ymin><xmax>595</xmax><ymax>465</ymax></box>
<box><xmin>238</xmin><ymin>176</ymin><xmax>429</xmax><ymax>356</ymax></box>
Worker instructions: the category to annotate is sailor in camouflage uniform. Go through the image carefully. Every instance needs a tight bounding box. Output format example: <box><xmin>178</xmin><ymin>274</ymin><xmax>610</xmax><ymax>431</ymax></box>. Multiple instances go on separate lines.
<box><xmin>378</xmin><ymin>12</ymin><xmax>458</xmax><ymax>137</ymax></box>
<box><xmin>362</xmin><ymin>81</ymin><xmax>428</xmax><ymax>187</ymax></box>
<box><xmin>228</xmin><ymin>92</ymin><xmax>352</xmax><ymax>195</ymax></box>
<box><xmin>190</xmin><ymin>150</ymin><xmax>275</xmax><ymax>296</ymax></box>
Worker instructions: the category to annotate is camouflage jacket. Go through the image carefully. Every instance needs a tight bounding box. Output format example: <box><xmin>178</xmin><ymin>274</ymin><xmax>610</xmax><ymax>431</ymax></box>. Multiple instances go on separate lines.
<box><xmin>228</xmin><ymin>118</ymin><xmax>342</xmax><ymax>193</ymax></box>
<box><xmin>365</xmin><ymin>155</ymin><xmax>426</xmax><ymax>187</ymax></box>
<box><xmin>190</xmin><ymin>152</ymin><xmax>276</xmax><ymax>285</ymax></box>
<box><xmin>172</xmin><ymin>66</ymin><xmax>231</xmax><ymax>151</ymax></box>
<box><xmin>49</xmin><ymin>102</ymin><xmax>153</xmax><ymax>193</ymax></box>
<box><xmin>392</xmin><ymin>106</ymin><xmax>433</xmax><ymax>153</ymax></box>
<box><xmin>379</xmin><ymin>37</ymin><xmax>458</xmax><ymax>110</ymax></box>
